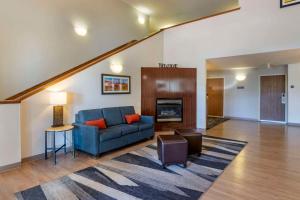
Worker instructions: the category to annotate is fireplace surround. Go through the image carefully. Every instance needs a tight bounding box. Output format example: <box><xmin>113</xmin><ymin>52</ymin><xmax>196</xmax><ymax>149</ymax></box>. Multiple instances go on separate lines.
<box><xmin>141</xmin><ymin>67</ymin><xmax>196</xmax><ymax>131</ymax></box>
<box><xmin>156</xmin><ymin>98</ymin><xmax>183</xmax><ymax>122</ymax></box>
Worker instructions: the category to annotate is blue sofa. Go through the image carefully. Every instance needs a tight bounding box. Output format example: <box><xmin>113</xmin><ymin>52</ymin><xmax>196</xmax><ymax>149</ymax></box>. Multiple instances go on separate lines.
<box><xmin>73</xmin><ymin>106</ymin><xmax>154</xmax><ymax>156</ymax></box>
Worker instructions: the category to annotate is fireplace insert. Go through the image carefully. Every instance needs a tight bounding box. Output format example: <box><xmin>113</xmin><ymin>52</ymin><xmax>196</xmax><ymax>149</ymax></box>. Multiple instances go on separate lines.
<box><xmin>156</xmin><ymin>98</ymin><xmax>183</xmax><ymax>122</ymax></box>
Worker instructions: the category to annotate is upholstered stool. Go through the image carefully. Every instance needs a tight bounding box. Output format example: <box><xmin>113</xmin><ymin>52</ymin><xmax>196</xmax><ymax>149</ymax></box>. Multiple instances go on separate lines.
<box><xmin>175</xmin><ymin>129</ymin><xmax>203</xmax><ymax>156</ymax></box>
<box><xmin>157</xmin><ymin>135</ymin><xmax>188</xmax><ymax>168</ymax></box>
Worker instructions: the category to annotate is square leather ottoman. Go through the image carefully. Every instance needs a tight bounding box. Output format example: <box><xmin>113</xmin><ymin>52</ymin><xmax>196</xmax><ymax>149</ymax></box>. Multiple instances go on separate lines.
<box><xmin>157</xmin><ymin>135</ymin><xmax>188</xmax><ymax>168</ymax></box>
<box><xmin>175</xmin><ymin>129</ymin><xmax>202</xmax><ymax>156</ymax></box>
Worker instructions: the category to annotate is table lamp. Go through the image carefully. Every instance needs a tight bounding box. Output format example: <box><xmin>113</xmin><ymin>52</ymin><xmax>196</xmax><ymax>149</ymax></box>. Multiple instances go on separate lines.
<box><xmin>50</xmin><ymin>91</ymin><xmax>67</xmax><ymax>127</ymax></box>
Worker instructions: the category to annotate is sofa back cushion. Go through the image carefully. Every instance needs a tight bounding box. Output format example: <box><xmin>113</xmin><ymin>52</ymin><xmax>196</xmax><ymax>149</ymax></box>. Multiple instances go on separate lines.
<box><xmin>102</xmin><ymin>107</ymin><xmax>123</xmax><ymax>126</ymax></box>
<box><xmin>78</xmin><ymin>109</ymin><xmax>103</xmax><ymax>123</ymax></box>
<box><xmin>119</xmin><ymin>106</ymin><xmax>136</xmax><ymax>123</ymax></box>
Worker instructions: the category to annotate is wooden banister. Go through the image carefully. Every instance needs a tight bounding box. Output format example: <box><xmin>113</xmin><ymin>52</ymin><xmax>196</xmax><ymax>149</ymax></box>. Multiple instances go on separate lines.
<box><xmin>2</xmin><ymin>7</ymin><xmax>240</xmax><ymax>104</ymax></box>
<box><xmin>0</xmin><ymin>100</ymin><xmax>21</xmax><ymax>104</ymax></box>
<box><xmin>161</xmin><ymin>7</ymin><xmax>241</xmax><ymax>31</ymax></box>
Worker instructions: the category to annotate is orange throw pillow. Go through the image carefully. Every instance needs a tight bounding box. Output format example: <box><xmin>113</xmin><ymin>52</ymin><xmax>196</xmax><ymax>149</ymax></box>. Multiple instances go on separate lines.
<box><xmin>125</xmin><ymin>114</ymin><xmax>140</xmax><ymax>124</ymax></box>
<box><xmin>85</xmin><ymin>118</ymin><xmax>107</xmax><ymax>129</ymax></box>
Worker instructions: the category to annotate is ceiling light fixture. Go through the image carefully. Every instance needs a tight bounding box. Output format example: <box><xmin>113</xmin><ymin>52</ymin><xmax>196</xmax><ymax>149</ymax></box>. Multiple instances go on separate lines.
<box><xmin>74</xmin><ymin>23</ymin><xmax>87</xmax><ymax>36</ymax></box>
<box><xmin>236</xmin><ymin>74</ymin><xmax>247</xmax><ymax>81</ymax></box>
<box><xmin>110</xmin><ymin>64</ymin><xmax>123</xmax><ymax>74</ymax></box>
<box><xmin>138</xmin><ymin>15</ymin><xmax>146</xmax><ymax>25</ymax></box>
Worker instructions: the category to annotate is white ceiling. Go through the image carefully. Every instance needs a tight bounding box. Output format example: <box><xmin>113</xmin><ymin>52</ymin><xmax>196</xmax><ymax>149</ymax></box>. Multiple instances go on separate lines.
<box><xmin>207</xmin><ymin>48</ymin><xmax>300</xmax><ymax>71</ymax></box>
<box><xmin>121</xmin><ymin>0</ymin><xmax>239</xmax><ymax>31</ymax></box>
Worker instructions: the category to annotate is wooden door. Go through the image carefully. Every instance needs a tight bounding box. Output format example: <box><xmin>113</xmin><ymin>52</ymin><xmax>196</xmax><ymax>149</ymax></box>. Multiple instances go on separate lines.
<box><xmin>260</xmin><ymin>75</ymin><xmax>286</xmax><ymax>122</ymax></box>
<box><xmin>207</xmin><ymin>78</ymin><xmax>224</xmax><ymax>117</ymax></box>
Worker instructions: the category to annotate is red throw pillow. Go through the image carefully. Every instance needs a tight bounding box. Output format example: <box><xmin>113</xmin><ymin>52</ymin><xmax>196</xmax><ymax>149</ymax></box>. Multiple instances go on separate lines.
<box><xmin>85</xmin><ymin>118</ymin><xmax>107</xmax><ymax>129</ymax></box>
<box><xmin>125</xmin><ymin>114</ymin><xmax>140</xmax><ymax>124</ymax></box>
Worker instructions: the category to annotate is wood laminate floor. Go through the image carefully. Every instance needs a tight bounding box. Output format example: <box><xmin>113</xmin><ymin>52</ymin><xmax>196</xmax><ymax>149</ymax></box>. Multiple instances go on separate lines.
<box><xmin>1</xmin><ymin>120</ymin><xmax>300</xmax><ymax>200</ymax></box>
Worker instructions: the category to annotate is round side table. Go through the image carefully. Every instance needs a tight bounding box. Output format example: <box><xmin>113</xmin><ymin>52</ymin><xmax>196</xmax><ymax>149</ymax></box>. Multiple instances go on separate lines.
<box><xmin>45</xmin><ymin>125</ymin><xmax>75</xmax><ymax>165</ymax></box>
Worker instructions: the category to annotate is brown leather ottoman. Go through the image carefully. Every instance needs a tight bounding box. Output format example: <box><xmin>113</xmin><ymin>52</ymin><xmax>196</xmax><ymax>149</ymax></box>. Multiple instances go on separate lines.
<box><xmin>175</xmin><ymin>129</ymin><xmax>203</xmax><ymax>156</ymax></box>
<box><xmin>157</xmin><ymin>135</ymin><xmax>188</xmax><ymax>168</ymax></box>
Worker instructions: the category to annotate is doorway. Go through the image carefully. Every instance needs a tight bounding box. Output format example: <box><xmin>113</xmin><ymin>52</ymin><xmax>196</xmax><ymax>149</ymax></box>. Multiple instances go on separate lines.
<box><xmin>207</xmin><ymin>78</ymin><xmax>224</xmax><ymax>117</ymax></box>
<box><xmin>260</xmin><ymin>75</ymin><xmax>286</xmax><ymax>122</ymax></box>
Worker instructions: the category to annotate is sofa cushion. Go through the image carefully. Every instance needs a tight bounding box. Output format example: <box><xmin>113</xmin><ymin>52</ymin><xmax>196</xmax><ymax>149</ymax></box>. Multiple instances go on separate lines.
<box><xmin>119</xmin><ymin>106</ymin><xmax>136</xmax><ymax>123</ymax></box>
<box><xmin>132</xmin><ymin>122</ymin><xmax>153</xmax><ymax>131</ymax></box>
<box><xmin>102</xmin><ymin>107</ymin><xmax>123</xmax><ymax>126</ymax></box>
<box><xmin>125</xmin><ymin>114</ymin><xmax>140</xmax><ymax>124</ymax></box>
<box><xmin>78</xmin><ymin>109</ymin><xmax>103</xmax><ymax>123</ymax></box>
<box><xmin>119</xmin><ymin>124</ymin><xmax>139</xmax><ymax>135</ymax></box>
<box><xmin>99</xmin><ymin>126</ymin><xmax>122</xmax><ymax>142</ymax></box>
<box><xmin>85</xmin><ymin>118</ymin><xmax>107</xmax><ymax>129</ymax></box>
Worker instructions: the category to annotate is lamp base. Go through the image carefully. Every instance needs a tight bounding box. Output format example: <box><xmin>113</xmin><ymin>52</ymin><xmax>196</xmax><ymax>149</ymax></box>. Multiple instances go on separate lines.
<box><xmin>52</xmin><ymin>106</ymin><xmax>64</xmax><ymax>127</ymax></box>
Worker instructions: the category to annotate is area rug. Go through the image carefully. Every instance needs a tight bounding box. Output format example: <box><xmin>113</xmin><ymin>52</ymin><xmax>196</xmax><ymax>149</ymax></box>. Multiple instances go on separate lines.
<box><xmin>16</xmin><ymin>136</ymin><xmax>247</xmax><ymax>200</ymax></box>
<box><xmin>207</xmin><ymin>117</ymin><xmax>229</xmax><ymax>130</ymax></box>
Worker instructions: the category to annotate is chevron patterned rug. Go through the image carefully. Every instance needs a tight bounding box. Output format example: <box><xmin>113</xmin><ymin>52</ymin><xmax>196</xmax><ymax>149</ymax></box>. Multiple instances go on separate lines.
<box><xmin>16</xmin><ymin>135</ymin><xmax>247</xmax><ymax>200</ymax></box>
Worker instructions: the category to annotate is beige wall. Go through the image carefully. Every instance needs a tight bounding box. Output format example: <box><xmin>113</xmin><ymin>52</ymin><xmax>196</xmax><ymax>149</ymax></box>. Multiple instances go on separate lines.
<box><xmin>208</xmin><ymin>66</ymin><xmax>287</xmax><ymax>121</ymax></box>
<box><xmin>20</xmin><ymin>33</ymin><xmax>163</xmax><ymax>159</ymax></box>
<box><xmin>0</xmin><ymin>104</ymin><xmax>21</xmax><ymax>167</ymax></box>
<box><xmin>163</xmin><ymin>0</ymin><xmax>300</xmax><ymax>128</ymax></box>
<box><xmin>288</xmin><ymin>63</ymin><xmax>300</xmax><ymax>124</ymax></box>
<box><xmin>0</xmin><ymin>0</ymin><xmax>150</xmax><ymax>100</ymax></box>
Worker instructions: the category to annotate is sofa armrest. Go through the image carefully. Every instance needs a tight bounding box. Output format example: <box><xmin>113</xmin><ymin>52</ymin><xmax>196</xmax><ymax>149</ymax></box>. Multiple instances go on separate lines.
<box><xmin>141</xmin><ymin>115</ymin><xmax>154</xmax><ymax>125</ymax></box>
<box><xmin>73</xmin><ymin>123</ymin><xmax>99</xmax><ymax>156</ymax></box>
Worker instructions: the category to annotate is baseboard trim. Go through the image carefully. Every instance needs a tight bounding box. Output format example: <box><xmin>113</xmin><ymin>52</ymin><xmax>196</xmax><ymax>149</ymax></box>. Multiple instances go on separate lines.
<box><xmin>260</xmin><ymin>120</ymin><xmax>286</xmax><ymax>124</ymax></box>
<box><xmin>0</xmin><ymin>162</ymin><xmax>21</xmax><ymax>173</ymax></box>
<box><xmin>22</xmin><ymin>147</ymin><xmax>73</xmax><ymax>163</ymax></box>
<box><xmin>22</xmin><ymin>153</ymin><xmax>45</xmax><ymax>163</ymax></box>
<box><xmin>208</xmin><ymin>115</ymin><xmax>224</xmax><ymax>118</ymax></box>
<box><xmin>287</xmin><ymin>123</ymin><xmax>300</xmax><ymax>127</ymax></box>
<box><xmin>225</xmin><ymin>116</ymin><xmax>258</xmax><ymax>122</ymax></box>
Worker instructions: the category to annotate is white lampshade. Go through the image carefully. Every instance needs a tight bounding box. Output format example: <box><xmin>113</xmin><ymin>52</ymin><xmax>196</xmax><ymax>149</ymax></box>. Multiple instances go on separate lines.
<box><xmin>50</xmin><ymin>92</ymin><xmax>67</xmax><ymax>105</ymax></box>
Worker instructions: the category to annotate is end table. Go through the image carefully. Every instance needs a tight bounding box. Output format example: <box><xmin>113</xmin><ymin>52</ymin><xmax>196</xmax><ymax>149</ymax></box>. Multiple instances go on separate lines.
<box><xmin>45</xmin><ymin>125</ymin><xmax>75</xmax><ymax>164</ymax></box>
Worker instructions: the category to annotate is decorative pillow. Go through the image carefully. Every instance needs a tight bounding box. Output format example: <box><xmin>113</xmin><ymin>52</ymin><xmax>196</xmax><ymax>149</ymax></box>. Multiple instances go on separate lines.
<box><xmin>125</xmin><ymin>114</ymin><xmax>140</xmax><ymax>124</ymax></box>
<box><xmin>85</xmin><ymin>118</ymin><xmax>107</xmax><ymax>129</ymax></box>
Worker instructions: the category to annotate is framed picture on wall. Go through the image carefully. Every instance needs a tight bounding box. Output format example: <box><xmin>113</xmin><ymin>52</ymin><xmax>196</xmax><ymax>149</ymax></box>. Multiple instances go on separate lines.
<box><xmin>280</xmin><ymin>0</ymin><xmax>300</xmax><ymax>8</ymax></box>
<box><xmin>101</xmin><ymin>74</ymin><xmax>131</xmax><ymax>94</ymax></box>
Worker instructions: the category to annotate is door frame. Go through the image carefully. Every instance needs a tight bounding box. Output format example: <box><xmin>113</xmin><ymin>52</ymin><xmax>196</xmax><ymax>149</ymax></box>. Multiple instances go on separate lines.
<box><xmin>259</xmin><ymin>74</ymin><xmax>287</xmax><ymax>123</ymax></box>
<box><xmin>206</xmin><ymin>77</ymin><xmax>225</xmax><ymax>118</ymax></box>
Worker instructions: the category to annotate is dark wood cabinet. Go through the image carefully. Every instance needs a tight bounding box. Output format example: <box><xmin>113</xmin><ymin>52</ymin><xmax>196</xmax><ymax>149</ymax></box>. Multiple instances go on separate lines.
<box><xmin>141</xmin><ymin>67</ymin><xmax>197</xmax><ymax>131</ymax></box>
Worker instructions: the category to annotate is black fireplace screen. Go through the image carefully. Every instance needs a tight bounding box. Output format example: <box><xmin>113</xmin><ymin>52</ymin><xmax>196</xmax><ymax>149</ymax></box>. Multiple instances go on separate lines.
<box><xmin>156</xmin><ymin>99</ymin><xmax>183</xmax><ymax>122</ymax></box>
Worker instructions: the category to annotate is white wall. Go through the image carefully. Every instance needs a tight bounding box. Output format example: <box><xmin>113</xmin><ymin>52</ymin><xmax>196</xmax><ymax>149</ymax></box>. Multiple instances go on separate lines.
<box><xmin>20</xmin><ymin>33</ymin><xmax>163</xmax><ymax>159</ymax></box>
<box><xmin>0</xmin><ymin>104</ymin><xmax>21</xmax><ymax>167</ymax></box>
<box><xmin>163</xmin><ymin>0</ymin><xmax>300</xmax><ymax>128</ymax></box>
<box><xmin>0</xmin><ymin>0</ymin><xmax>150</xmax><ymax>99</ymax></box>
<box><xmin>208</xmin><ymin>66</ymin><xmax>287</xmax><ymax>120</ymax></box>
<box><xmin>288</xmin><ymin>63</ymin><xmax>300</xmax><ymax>124</ymax></box>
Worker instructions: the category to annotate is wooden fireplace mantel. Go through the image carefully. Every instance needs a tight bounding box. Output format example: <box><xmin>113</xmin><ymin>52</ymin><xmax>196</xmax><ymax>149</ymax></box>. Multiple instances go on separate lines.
<box><xmin>141</xmin><ymin>67</ymin><xmax>197</xmax><ymax>131</ymax></box>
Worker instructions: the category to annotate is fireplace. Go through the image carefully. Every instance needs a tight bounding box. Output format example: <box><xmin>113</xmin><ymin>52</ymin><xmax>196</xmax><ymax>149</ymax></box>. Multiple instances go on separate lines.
<box><xmin>156</xmin><ymin>98</ymin><xmax>183</xmax><ymax>122</ymax></box>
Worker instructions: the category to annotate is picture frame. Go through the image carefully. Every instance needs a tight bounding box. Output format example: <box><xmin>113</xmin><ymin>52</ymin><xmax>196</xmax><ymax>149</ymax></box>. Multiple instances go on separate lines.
<box><xmin>101</xmin><ymin>74</ymin><xmax>131</xmax><ymax>95</ymax></box>
<box><xmin>280</xmin><ymin>0</ymin><xmax>300</xmax><ymax>8</ymax></box>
